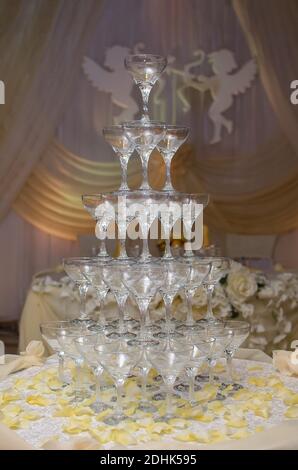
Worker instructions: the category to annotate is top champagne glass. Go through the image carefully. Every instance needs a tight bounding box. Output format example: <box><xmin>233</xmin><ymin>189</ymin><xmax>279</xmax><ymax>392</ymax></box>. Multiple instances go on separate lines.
<box><xmin>124</xmin><ymin>54</ymin><xmax>167</xmax><ymax>121</ymax></box>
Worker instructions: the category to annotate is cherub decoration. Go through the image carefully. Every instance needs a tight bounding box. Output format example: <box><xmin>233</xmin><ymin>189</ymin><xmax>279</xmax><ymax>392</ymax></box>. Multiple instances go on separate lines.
<box><xmin>82</xmin><ymin>45</ymin><xmax>139</xmax><ymax>123</ymax></box>
<box><xmin>180</xmin><ymin>49</ymin><xmax>257</xmax><ymax>144</ymax></box>
<box><xmin>82</xmin><ymin>46</ymin><xmax>257</xmax><ymax>144</ymax></box>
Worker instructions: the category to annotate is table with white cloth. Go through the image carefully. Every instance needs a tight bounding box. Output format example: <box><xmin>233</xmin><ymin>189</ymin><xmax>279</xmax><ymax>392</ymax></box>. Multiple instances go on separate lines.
<box><xmin>1</xmin><ymin>348</ymin><xmax>298</xmax><ymax>450</ymax></box>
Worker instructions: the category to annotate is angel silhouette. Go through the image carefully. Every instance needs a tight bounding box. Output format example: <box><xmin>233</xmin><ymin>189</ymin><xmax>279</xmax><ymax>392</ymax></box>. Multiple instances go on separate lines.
<box><xmin>197</xmin><ymin>50</ymin><xmax>257</xmax><ymax>144</ymax></box>
<box><xmin>82</xmin><ymin>45</ymin><xmax>139</xmax><ymax>123</ymax></box>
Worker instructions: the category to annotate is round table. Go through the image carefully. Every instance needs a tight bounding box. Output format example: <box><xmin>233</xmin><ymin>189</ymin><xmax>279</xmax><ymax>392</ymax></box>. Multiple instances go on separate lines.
<box><xmin>0</xmin><ymin>349</ymin><xmax>298</xmax><ymax>450</ymax></box>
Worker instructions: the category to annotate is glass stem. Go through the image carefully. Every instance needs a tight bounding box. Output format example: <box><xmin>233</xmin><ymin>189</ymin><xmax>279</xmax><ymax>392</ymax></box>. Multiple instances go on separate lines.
<box><xmin>206</xmin><ymin>284</ymin><xmax>215</xmax><ymax>321</ymax></box>
<box><xmin>98</xmin><ymin>237</ymin><xmax>108</xmax><ymax>257</ymax></box>
<box><xmin>163</xmin><ymin>294</ymin><xmax>173</xmax><ymax>333</ymax></box>
<box><xmin>164</xmin><ymin>153</ymin><xmax>174</xmax><ymax>190</ymax></box>
<box><xmin>74</xmin><ymin>357</ymin><xmax>84</xmax><ymax>400</ymax></box>
<box><xmin>118</xmin><ymin>223</ymin><xmax>127</xmax><ymax>259</ymax></box>
<box><xmin>208</xmin><ymin>358</ymin><xmax>215</xmax><ymax>384</ymax></box>
<box><xmin>226</xmin><ymin>350</ymin><xmax>234</xmax><ymax>382</ymax></box>
<box><xmin>119</xmin><ymin>155</ymin><xmax>129</xmax><ymax>190</ymax></box>
<box><xmin>115</xmin><ymin>378</ymin><xmax>125</xmax><ymax>418</ymax></box>
<box><xmin>139</xmin><ymin>83</ymin><xmax>151</xmax><ymax>120</ymax></box>
<box><xmin>141</xmin><ymin>221</ymin><xmax>151</xmax><ymax>259</ymax></box>
<box><xmin>165</xmin><ymin>385</ymin><xmax>173</xmax><ymax>417</ymax></box>
<box><xmin>94</xmin><ymin>367</ymin><xmax>102</xmax><ymax>404</ymax></box>
<box><xmin>96</xmin><ymin>294</ymin><xmax>106</xmax><ymax>327</ymax></box>
<box><xmin>185</xmin><ymin>290</ymin><xmax>194</xmax><ymax>326</ymax></box>
<box><xmin>116</xmin><ymin>293</ymin><xmax>127</xmax><ymax>334</ymax></box>
<box><xmin>140</xmin><ymin>151</ymin><xmax>151</xmax><ymax>189</ymax></box>
<box><xmin>58</xmin><ymin>351</ymin><xmax>65</xmax><ymax>383</ymax></box>
<box><xmin>141</xmin><ymin>372</ymin><xmax>148</xmax><ymax>403</ymax></box>
<box><xmin>78</xmin><ymin>283</ymin><xmax>88</xmax><ymax>320</ymax></box>
<box><xmin>138</xmin><ymin>299</ymin><xmax>150</xmax><ymax>341</ymax></box>
<box><xmin>189</xmin><ymin>375</ymin><xmax>195</xmax><ymax>403</ymax></box>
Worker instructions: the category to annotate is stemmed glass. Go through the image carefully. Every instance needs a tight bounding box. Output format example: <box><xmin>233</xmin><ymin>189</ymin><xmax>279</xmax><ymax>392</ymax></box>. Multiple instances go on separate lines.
<box><xmin>222</xmin><ymin>320</ymin><xmax>250</xmax><ymax>383</ymax></box>
<box><xmin>193</xmin><ymin>327</ymin><xmax>232</xmax><ymax>384</ymax></box>
<box><xmin>94</xmin><ymin>341</ymin><xmax>141</xmax><ymax>425</ymax></box>
<box><xmin>40</xmin><ymin>321</ymin><xmax>78</xmax><ymax>388</ymax></box>
<box><xmin>40</xmin><ymin>321</ymin><xmax>88</xmax><ymax>395</ymax></box>
<box><xmin>201</xmin><ymin>258</ymin><xmax>231</xmax><ymax>324</ymax></box>
<box><xmin>82</xmin><ymin>195</ymin><xmax>113</xmax><ymax>259</ymax></box>
<box><xmin>122</xmin><ymin>260</ymin><xmax>164</xmax><ymax>345</ymax></box>
<box><xmin>158</xmin><ymin>192</ymin><xmax>188</xmax><ymax>259</ymax></box>
<box><xmin>103</xmin><ymin>126</ymin><xmax>134</xmax><ymax>191</ymax></box>
<box><xmin>183</xmin><ymin>194</ymin><xmax>209</xmax><ymax>257</ymax></box>
<box><xmin>135</xmin><ymin>349</ymin><xmax>157</xmax><ymax>413</ymax></box>
<box><xmin>123</xmin><ymin>121</ymin><xmax>166</xmax><ymax>190</ymax></box>
<box><xmin>74</xmin><ymin>335</ymin><xmax>110</xmax><ymax>412</ymax></box>
<box><xmin>146</xmin><ymin>340</ymin><xmax>193</xmax><ymax>420</ymax></box>
<box><xmin>63</xmin><ymin>258</ymin><xmax>95</xmax><ymax>326</ymax></box>
<box><xmin>100</xmin><ymin>260</ymin><xmax>136</xmax><ymax>340</ymax></box>
<box><xmin>81</xmin><ymin>258</ymin><xmax>110</xmax><ymax>329</ymax></box>
<box><xmin>185</xmin><ymin>338</ymin><xmax>215</xmax><ymax>404</ymax></box>
<box><xmin>178</xmin><ymin>258</ymin><xmax>211</xmax><ymax>332</ymax></box>
<box><xmin>124</xmin><ymin>54</ymin><xmax>167</xmax><ymax>121</ymax></box>
<box><xmin>156</xmin><ymin>259</ymin><xmax>190</xmax><ymax>338</ymax></box>
<box><xmin>157</xmin><ymin>126</ymin><xmax>189</xmax><ymax>191</ymax></box>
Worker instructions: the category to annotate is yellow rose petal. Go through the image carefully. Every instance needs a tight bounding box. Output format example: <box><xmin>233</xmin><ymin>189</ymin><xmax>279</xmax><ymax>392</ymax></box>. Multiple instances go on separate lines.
<box><xmin>208</xmin><ymin>429</ymin><xmax>227</xmax><ymax>443</ymax></box>
<box><xmin>284</xmin><ymin>393</ymin><xmax>298</xmax><ymax>406</ymax></box>
<box><xmin>110</xmin><ymin>429</ymin><xmax>137</xmax><ymax>446</ymax></box>
<box><xmin>248</xmin><ymin>366</ymin><xmax>264</xmax><ymax>372</ymax></box>
<box><xmin>26</xmin><ymin>395</ymin><xmax>51</xmax><ymax>406</ymax></box>
<box><xmin>248</xmin><ymin>377</ymin><xmax>267</xmax><ymax>387</ymax></box>
<box><xmin>225</xmin><ymin>417</ymin><xmax>247</xmax><ymax>428</ymax></box>
<box><xmin>230</xmin><ymin>429</ymin><xmax>251</xmax><ymax>440</ymax></box>
<box><xmin>175</xmin><ymin>432</ymin><xmax>208</xmax><ymax>443</ymax></box>
<box><xmin>285</xmin><ymin>405</ymin><xmax>298</xmax><ymax>419</ymax></box>
<box><xmin>21</xmin><ymin>412</ymin><xmax>41</xmax><ymax>421</ymax></box>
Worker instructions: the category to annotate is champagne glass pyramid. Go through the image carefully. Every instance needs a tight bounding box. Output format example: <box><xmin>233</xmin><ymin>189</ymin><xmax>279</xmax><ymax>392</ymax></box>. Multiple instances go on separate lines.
<box><xmin>124</xmin><ymin>54</ymin><xmax>167</xmax><ymax>121</ymax></box>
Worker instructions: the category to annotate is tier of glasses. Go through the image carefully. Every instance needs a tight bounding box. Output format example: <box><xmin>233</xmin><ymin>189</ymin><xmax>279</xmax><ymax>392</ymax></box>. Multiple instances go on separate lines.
<box><xmin>82</xmin><ymin>191</ymin><xmax>209</xmax><ymax>259</ymax></box>
<box><xmin>40</xmin><ymin>317</ymin><xmax>250</xmax><ymax>423</ymax></box>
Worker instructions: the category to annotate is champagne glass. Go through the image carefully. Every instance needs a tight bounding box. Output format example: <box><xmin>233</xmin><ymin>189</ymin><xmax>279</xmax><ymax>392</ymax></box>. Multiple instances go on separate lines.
<box><xmin>123</xmin><ymin>120</ymin><xmax>166</xmax><ymax>190</ymax></box>
<box><xmin>94</xmin><ymin>341</ymin><xmax>141</xmax><ymax>424</ymax></box>
<box><xmin>40</xmin><ymin>321</ymin><xmax>87</xmax><ymax>392</ymax></box>
<box><xmin>223</xmin><ymin>320</ymin><xmax>250</xmax><ymax>383</ymax></box>
<box><xmin>74</xmin><ymin>335</ymin><xmax>110</xmax><ymax>412</ymax></box>
<box><xmin>178</xmin><ymin>257</ymin><xmax>211</xmax><ymax>332</ymax></box>
<box><xmin>122</xmin><ymin>260</ymin><xmax>164</xmax><ymax>345</ymax></box>
<box><xmin>100</xmin><ymin>260</ymin><xmax>136</xmax><ymax>340</ymax></box>
<box><xmin>146</xmin><ymin>340</ymin><xmax>193</xmax><ymax>420</ymax></box>
<box><xmin>201</xmin><ymin>258</ymin><xmax>231</xmax><ymax>324</ymax></box>
<box><xmin>183</xmin><ymin>194</ymin><xmax>209</xmax><ymax>257</ymax></box>
<box><xmin>103</xmin><ymin>126</ymin><xmax>134</xmax><ymax>191</ymax></box>
<box><xmin>82</xmin><ymin>195</ymin><xmax>114</xmax><ymax>259</ymax></box>
<box><xmin>81</xmin><ymin>258</ymin><xmax>110</xmax><ymax>329</ymax></box>
<box><xmin>63</xmin><ymin>257</ymin><xmax>95</xmax><ymax>326</ymax></box>
<box><xmin>124</xmin><ymin>54</ymin><xmax>167</xmax><ymax>121</ymax></box>
<box><xmin>156</xmin><ymin>259</ymin><xmax>190</xmax><ymax>338</ymax></box>
<box><xmin>157</xmin><ymin>126</ymin><xmax>189</xmax><ymax>191</ymax></box>
<box><xmin>185</xmin><ymin>338</ymin><xmax>215</xmax><ymax>404</ymax></box>
<box><xmin>193</xmin><ymin>327</ymin><xmax>232</xmax><ymax>384</ymax></box>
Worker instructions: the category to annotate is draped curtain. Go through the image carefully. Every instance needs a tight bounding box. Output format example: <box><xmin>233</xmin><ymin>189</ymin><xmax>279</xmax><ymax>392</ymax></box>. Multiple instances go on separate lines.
<box><xmin>0</xmin><ymin>0</ymin><xmax>103</xmax><ymax>220</ymax></box>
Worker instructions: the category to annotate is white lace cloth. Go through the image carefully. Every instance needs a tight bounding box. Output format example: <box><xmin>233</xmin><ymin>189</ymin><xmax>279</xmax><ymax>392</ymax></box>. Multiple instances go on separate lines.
<box><xmin>0</xmin><ymin>355</ymin><xmax>298</xmax><ymax>449</ymax></box>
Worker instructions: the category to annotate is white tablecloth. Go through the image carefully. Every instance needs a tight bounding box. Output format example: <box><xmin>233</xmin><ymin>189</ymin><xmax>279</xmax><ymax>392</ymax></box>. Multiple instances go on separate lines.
<box><xmin>1</xmin><ymin>349</ymin><xmax>298</xmax><ymax>450</ymax></box>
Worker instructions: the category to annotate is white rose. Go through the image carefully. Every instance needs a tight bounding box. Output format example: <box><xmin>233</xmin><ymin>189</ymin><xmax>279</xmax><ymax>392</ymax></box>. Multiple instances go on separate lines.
<box><xmin>226</xmin><ymin>269</ymin><xmax>257</xmax><ymax>303</ymax></box>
